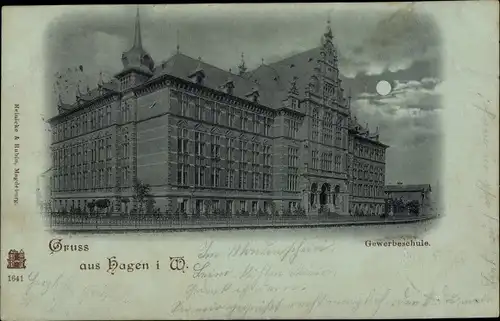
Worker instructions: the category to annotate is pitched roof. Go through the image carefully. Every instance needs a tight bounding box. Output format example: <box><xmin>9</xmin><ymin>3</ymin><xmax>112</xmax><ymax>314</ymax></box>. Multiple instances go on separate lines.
<box><xmin>152</xmin><ymin>53</ymin><xmax>279</xmax><ymax>107</ymax></box>
<box><xmin>385</xmin><ymin>184</ymin><xmax>432</xmax><ymax>193</ymax></box>
<box><xmin>245</xmin><ymin>47</ymin><xmax>322</xmax><ymax>101</ymax></box>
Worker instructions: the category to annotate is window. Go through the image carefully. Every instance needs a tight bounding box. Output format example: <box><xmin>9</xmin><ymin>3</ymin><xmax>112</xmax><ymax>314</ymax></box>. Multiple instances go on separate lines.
<box><xmin>252</xmin><ymin>201</ymin><xmax>258</xmax><ymax>214</ymax></box>
<box><xmin>287</xmin><ymin>147</ymin><xmax>299</xmax><ymax>191</ymax></box>
<box><xmin>177</xmin><ymin>128</ymin><xmax>188</xmax><ymax>154</ymax></box>
<box><xmin>287</xmin><ymin>170</ymin><xmax>298</xmax><ymax>191</ymax></box>
<box><xmin>106</xmin><ymin>106</ymin><xmax>112</xmax><ymax>125</ymax></box>
<box><xmin>99</xmin><ymin>109</ymin><xmax>104</xmax><ymax>128</ymax></box>
<box><xmin>288</xmin><ymin>147</ymin><xmax>298</xmax><ymax>167</ymax></box>
<box><xmin>263</xmin><ymin>145</ymin><xmax>271</xmax><ymax>166</ymax></box>
<box><xmin>99</xmin><ymin>139</ymin><xmax>104</xmax><ymax>161</ymax></box>
<box><xmin>312</xmin><ymin>109</ymin><xmax>319</xmax><ymax>141</ymax></box>
<box><xmin>312</xmin><ymin>150</ymin><xmax>319</xmax><ymax>169</ymax></box>
<box><xmin>327</xmin><ymin>152</ymin><xmax>333</xmax><ymax>171</ymax></box>
<box><xmin>195</xmin><ymin>132</ymin><xmax>204</xmax><ymax>156</ymax></box>
<box><xmin>264</xmin><ymin>118</ymin><xmax>271</xmax><ymax>136</ymax></box>
<box><xmin>177</xmin><ymin>164</ymin><xmax>188</xmax><ymax>185</ymax></box>
<box><xmin>195</xmin><ymin>166</ymin><xmax>204</xmax><ymax>186</ymax></box>
<box><xmin>291</xmin><ymin>99</ymin><xmax>298</xmax><ymax>110</ymax></box>
<box><xmin>226</xmin><ymin>200</ymin><xmax>233</xmax><ymax>213</ymax></box>
<box><xmin>252</xmin><ymin>114</ymin><xmax>259</xmax><ymax>133</ymax></box>
<box><xmin>99</xmin><ymin>169</ymin><xmax>104</xmax><ymax>188</ymax></box>
<box><xmin>226</xmin><ymin>169</ymin><xmax>235</xmax><ymax>188</ymax></box>
<box><xmin>228</xmin><ymin>109</ymin><xmax>235</xmax><ymax>127</ymax></box>
<box><xmin>239</xmin><ymin>140</ymin><xmax>246</xmax><ymax>162</ymax></box>
<box><xmin>252</xmin><ymin>143</ymin><xmax>259</xmax><ymax>164</ymax></box>
<box><xmin>122</xmin><ymin>167</ymin><xmax>129</xmax><ymax>186</ymax></box>
<box><xmin>181</xmin><ymin>94</ymin><xmax>188</xmax><ymax>116</ymax></box>
<box><xmin>238</xmin><ymin>165</ymin><xmax>247</xmax><ymax>189</ymax></box>
<box><xmin>263</xmin><ymin>173</ymin><xmax>271</xmax><ymax>190</ymax></box>
<box><xmin>240</xmin><ymin>201</ymin><xmax>246</xmax><ymax>211</ymax></box>
<box><xmin>107</xmin><ymin>168</ymin><xmax>112</xmax><ymax>187</ymax></box>
<box><xmin>195</xmin><ymin>200</ymin><xmax>203</xmax><ymax>213</ymax></box>
<box><xmin>227</xmin><ymin>139</ymin><xmax>234</xmax><ymax>161</ymax></box>
<box><xmin>320</xmin><ymin>153</ymin><xmax>325</xmax><ymax>171</ymax></box>
<box><xmin>251</xmin><ymin>172</ymin><xmax>260</xmax><ymax>190</ymax></box>
<box><xmin>177</xmin><ymin>127</ymin><xmax>189</xmax><ymax>186</ymax></box>
<box><xmin>195</xmin><ymin>102</ymin><xmax>202</xmax><ymax>120</ymax></box>
<box><xmin>77</xmin><ymin>145</ymin><xmax>82</xmax><ymax>166</ymax></box>
<box><xmin>123</xmin><ymin>135</ymin><xmax>129</xmax><ymax>159</ymax></box>
<box><xmin>106</xmin><ymin>137</ymin><xmax>112</xmax><ymax>159</ymax></box>
<box><xmin>335</xmin><ymin>156</ymin><xmax>341</xmax><ymax>172</ymax></box>
<box><xmin>177</xmin><ymin>199</ymin><xmax>187</xmax><ymax>212</ymax></box>
<box><xmin>210</xmin><ymin>103</ymin><xmax>220</xmax><ymax>124</ymax></box>
<box><xmin>211</xmin><ymin>135</ymin><xmax>221</xmax><ymax>158</ymax></box>
<box><xmin>241</xmin><ymin>114</ymin><xmax>248</xmax><ymax>131</ymax></box>
<box><xmin>211</xmin><ymin>167</ymin><xmax>221</xmax><ymax>187</ymax></box>
<box><xmin>286</xmin><ymin>119</ymin><xmax>299</xmax><ymax>138</ymax></box>
<box><xmin>335</xmin><ymin>125</ymin><xmax>342</xmax><ymax>145</ymax></box>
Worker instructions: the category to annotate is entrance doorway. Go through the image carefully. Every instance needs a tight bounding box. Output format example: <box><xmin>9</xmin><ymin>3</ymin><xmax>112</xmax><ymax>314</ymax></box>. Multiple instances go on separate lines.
<box><xmin>320</xmin><ymin>183</ymin><xmax>331</xmax><ymax>205</ymax></box>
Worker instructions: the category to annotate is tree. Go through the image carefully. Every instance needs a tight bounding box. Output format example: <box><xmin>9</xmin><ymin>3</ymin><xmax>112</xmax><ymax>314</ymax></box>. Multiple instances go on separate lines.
<box><xmin>294</xmin><ymin>205</ymin><xmax>306</xmax><ymax>217</ymax></box>
<box><xmin>95</xmin><ymin>199</ymin><xmax>110</xmax><ymax>214</ymax></box>
<box><xmin>407</xmin><ymin>200</ymin><xmax>420</xmax><ymax>215</ymax></box>
<box><xmin>87</xmin><ymin>201</ymin><xmax>96</xmax><ymax>215</ymax></box>
<box><xmin>145</xmin><ymin>197</ymin><xmax>156</xmax><ymax>214</ymax></box>
<box><xmin>270</xmin><ymin>202</ymin><xmax>278</xmax><ymax>218</ymax></box>
<box><xmin>133</xmin><ymin>180</ymin><xmax>152</xmax><ymax>214</ymax></box>
<box><xmin>283</xmin><ymin>208</ymin><xmax>293</xmax><ymax>218</ymax></box>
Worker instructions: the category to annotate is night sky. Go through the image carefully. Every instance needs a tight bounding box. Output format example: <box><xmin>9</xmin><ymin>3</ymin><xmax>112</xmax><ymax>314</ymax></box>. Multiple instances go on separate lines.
<box><xmin>46</xmin><ymin>4</ymin><xmax>442</xmax><ymax>186</ymax></box>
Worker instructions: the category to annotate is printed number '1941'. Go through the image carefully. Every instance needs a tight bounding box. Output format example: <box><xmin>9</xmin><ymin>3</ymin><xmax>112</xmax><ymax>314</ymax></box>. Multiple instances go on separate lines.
<box><xmin>8</xmin><ymin>275</ymin><xmax>23</xmax><ymax>282</ymax></box>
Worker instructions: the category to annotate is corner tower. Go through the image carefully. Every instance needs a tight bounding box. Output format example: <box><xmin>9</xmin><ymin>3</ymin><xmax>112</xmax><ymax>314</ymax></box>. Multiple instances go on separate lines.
<box><xmin>116</xmin><ymin>7</ymin><xmax>155</xmax><ymax>91</ymax></box>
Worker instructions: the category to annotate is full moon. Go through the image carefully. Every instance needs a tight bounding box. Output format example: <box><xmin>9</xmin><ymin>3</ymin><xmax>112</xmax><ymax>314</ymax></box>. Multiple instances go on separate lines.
<box><xmin>376</xmin><ymin>80</ymin><xmax>392</xmax><ymax>96</ymax></box>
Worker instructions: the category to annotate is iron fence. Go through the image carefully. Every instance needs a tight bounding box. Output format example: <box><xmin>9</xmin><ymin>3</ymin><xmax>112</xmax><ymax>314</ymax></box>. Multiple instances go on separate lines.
<box><xmin>41</xmin><ymin>210</ymin><xmax>435</xmax><ymax>231</ymax></box>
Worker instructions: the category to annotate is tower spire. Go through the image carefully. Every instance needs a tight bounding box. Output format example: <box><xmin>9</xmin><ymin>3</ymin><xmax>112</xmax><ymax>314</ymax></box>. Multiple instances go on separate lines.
<box><xmin>238</xmin><ymin>52</ymin><xmax>247</xmax><ymax>76</ymax></box>
<box><xmin>176</xmin><ymin>29</ymin><xmax>180</xmax><ymax>54</ymax></box>
<box><xmin>119</xmin><ymin>6</ymin><xmax>154</xmax><ymax>75</ymax></box>
<box><xmin>324</xmin><ymin>14</ymin><xmax>333</xmax><ymax>41</ymax></box>
<box><xmin>133</xmin><ymin>6</ymin><xmax>142</xmax><ymax>49</ymax></box>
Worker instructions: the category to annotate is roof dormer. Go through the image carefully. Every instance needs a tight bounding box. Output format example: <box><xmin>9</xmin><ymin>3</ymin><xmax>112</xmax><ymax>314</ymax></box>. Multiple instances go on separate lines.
<box><xmin>221</xmin><ymin>78</ymin><xmax>235</xmax><ymax>95</ymax></box>
<box><xmin>245</xmin><ymin>87</ymin><xmax>260</xmax><ymax>103</ymax></box>
<box><xmin>189</xmin><ymin>59</ymin><xmax>205</xmax><ymax>85</ymax></box>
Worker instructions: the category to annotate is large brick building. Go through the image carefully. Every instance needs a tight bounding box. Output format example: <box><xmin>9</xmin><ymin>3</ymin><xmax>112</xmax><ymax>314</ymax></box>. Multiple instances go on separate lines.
<box><xmin>48</xmin><ymin>10</ymin><xmax>388</xmax><ymax>216</ymax></box>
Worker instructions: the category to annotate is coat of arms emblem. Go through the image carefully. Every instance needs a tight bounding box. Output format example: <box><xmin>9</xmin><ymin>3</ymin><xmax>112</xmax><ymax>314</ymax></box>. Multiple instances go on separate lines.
<box><xmin>7</xmin><ymin>249</ymin><xmax>26</xmax><ymax>269</ymax></box>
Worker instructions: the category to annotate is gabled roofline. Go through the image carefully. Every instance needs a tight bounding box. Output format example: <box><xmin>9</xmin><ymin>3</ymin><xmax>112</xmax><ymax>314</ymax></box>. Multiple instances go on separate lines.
<box><xmin>47</xmin><ymin>90</ymin><xmax>119</xmax><ymax>124</ymax></box>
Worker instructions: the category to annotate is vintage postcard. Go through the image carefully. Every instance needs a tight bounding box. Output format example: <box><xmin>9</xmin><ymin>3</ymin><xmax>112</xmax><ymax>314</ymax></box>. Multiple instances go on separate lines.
<box><xmin>1</xmin><ymin>3</ymin><xmax>499</xmax><ymax>320</ymax></box>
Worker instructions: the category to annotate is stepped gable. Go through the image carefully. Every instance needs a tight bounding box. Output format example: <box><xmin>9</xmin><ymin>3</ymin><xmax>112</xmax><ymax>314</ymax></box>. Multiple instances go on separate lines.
<box><xmin>152</xmin><ymin>53</ymin><xmax>276</xmax><ymax>108</ymax></box>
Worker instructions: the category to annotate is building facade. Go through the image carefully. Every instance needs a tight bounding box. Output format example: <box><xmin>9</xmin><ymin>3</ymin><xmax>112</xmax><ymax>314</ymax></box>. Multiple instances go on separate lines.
<box><xmin>384</xmin><ymin>184</ymin><xmax>433</xmax><ymax>208</ymax></box>
<box><xmin>47</xmin><ymin>10</ymin><xmax>389</xmax><ymax>216</ymax></box>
